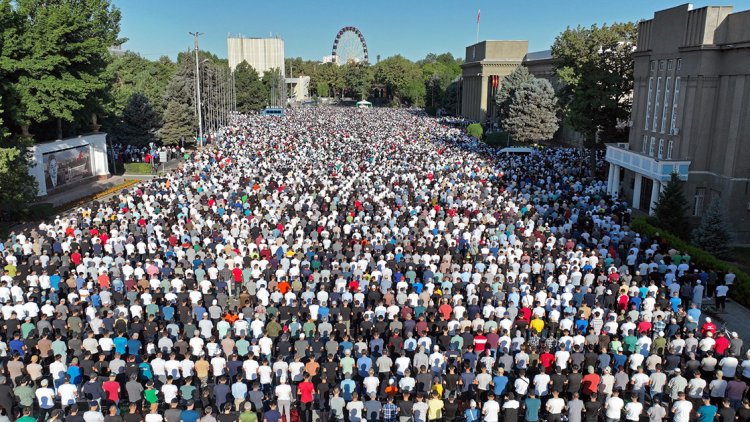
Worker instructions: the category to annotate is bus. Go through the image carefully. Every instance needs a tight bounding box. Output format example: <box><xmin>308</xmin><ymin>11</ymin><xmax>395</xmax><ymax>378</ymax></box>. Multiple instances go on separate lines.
<box><xmin>261</xmin><ymin>107</ymin><xmax>284</xmax><ymax>116</ymax></box>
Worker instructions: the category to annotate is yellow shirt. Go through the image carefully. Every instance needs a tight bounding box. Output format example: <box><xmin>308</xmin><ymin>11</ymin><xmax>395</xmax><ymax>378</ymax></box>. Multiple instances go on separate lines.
<box><xmin>427</xmin><ymin>399</ymin><xmax>444</xmax><ymax>420</ymax></box>
<box><xmin>530</xmin><ymin>318</ymin><xmax>544</xmax><ymax>334</ymax></box>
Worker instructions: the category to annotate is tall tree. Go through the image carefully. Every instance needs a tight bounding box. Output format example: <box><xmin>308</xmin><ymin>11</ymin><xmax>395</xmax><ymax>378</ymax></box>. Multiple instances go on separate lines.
<box><xmin>342</xmin><ymin>62</ymin><xmax>373</xmax><ymax>100</ymax></box>
<box><xmin>374</xmin><ymin>55</ymin><xmax>425</xmax><ymax>106</ymax></box>
<box><xmin>0</xmin><ymin>95</ymin><xmax>37</xmax><ymax>221</ymax></box>
<box><xmin>692</xmin><ymin>200</ymin><xmax>732</xmax><ymax>259</ymax></box>
<box><xmin>551</xmin><ymin>22</ymin><xmax>637</xmax><ymax>150</ymax></box>
<box><xmin>503</xmin><ymin>79</ymin><xmax>559</xmax><ymax>143</ymax></box>
<box><xmin>653</xmin><ymin>173</ymin><xmax>690</xmax><ymax>239</ymax></box>
<box><xmin>495</xmin><ymin>66</ymin><xmax>534</xmax><ymax>122</ymax></box>
<box><xmin>419</xmin><ymin>52</ymin><xmax>462</xmax><ymax>112</ymax></box>
<box><xmin>234</xmin><ymin>61</ymin><xmax>268</xmax><ymax>112</ymax></box>
<box><xmin>159</xmin><ymin>55</ymin><xmax>196</xmax><ymax>144</ymax></box>
<box><xmin>13</xmin><ymin>0</ymin><xmax>122</xmax><ymax>139</ymax></box>
<box><xmin>111</xmin><ymin>93</ymin><xmax>160</xmax><ymax>147</ymax></box>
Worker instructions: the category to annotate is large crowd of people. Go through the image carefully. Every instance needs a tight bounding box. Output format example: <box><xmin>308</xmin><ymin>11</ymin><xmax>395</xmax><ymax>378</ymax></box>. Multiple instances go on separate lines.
<box><xmin>0</xmin><ymin>107</ymin><xmax>745</xmax><ymax>422</ymax></box>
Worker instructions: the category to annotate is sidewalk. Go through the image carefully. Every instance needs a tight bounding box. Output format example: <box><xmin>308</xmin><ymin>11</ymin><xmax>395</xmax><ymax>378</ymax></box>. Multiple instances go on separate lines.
<box><xmin>702</xmin><ymin>297</ymin><xmax>750</xmax><ymax>346</ymax></box>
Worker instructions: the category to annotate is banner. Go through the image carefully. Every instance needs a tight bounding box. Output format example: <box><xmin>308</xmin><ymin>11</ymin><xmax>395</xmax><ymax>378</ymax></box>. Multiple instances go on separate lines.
<box><xmin>43</xmin><ymin>145</ymin><xmax>92</xmax><ymax>191</ymax></box>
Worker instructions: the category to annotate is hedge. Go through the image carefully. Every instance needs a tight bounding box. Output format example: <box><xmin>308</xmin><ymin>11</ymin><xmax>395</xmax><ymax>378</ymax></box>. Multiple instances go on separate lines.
<box><xmin>631</xmin><ymin>216</ymin><xmax>750</xmax><ymax>307</ymax></box>
<box><xmin>467</xmin><ymin>123</ymin><xmax>483</xmax><ymax>139</ymax></box>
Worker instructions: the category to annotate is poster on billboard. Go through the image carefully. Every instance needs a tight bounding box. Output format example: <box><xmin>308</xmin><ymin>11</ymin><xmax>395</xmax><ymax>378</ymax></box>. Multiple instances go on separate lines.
<box><xmin>42</xmin><ymin>145</ymin><xmax>92</xmax><ymax>191</ymax></box>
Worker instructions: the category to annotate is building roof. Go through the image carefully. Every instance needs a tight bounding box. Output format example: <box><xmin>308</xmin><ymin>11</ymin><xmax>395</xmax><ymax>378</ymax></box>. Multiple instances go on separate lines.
<box><xmin>524</xmin><ymin>50</ymin><xmax>552</xmax><ymax>62</ymax></box>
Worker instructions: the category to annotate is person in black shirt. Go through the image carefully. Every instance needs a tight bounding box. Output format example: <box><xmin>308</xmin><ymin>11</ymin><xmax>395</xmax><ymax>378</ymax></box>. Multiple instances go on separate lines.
<box><xmin>737</xmin><ymin>399</ymin><xmax>750</xmax><ymax>422</ymax></box>
<box><xmin>717</xmin><ymin>399</ymin><xmax>736</xmax><ymax>422</ymax></box>
<box><xmin>398</xmin><ymin>392</ymin><xmax>414</xmax><ymax>421</ymax></box>
<box><xmin>65</xmin><ymin>405</ymin><xmax>85</xmax><ymax>422</ymax></box>
<box><xmin>443</xmin><ymin>395</ymin><xmax>459</xmax><ymax>422</ymax></box>
<box><xmin>583</xmin><ymin>394</ymin><xmax>602</xmax><ymax>422</ymax></box>
<box><xmin>218</xmin><ymin>404</ymin><xmax>238</xmax><ymax>422</ymax></box>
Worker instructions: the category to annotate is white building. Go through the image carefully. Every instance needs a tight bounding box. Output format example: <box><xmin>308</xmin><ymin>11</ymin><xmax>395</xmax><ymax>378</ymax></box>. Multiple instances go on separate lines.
<box><xmin>227</xmin><ymin>36</ymin><xmax>285</xmax><ymax>77</ymax></box>
<box><xmin>285</xmin><ymin>76</ymin><xmax>310</xmax><ymax>102</ymax></box>
<box><xmin>29</xmin><ymin>133</ymin><xmax>110</xmax><ymax>196</ymax></box>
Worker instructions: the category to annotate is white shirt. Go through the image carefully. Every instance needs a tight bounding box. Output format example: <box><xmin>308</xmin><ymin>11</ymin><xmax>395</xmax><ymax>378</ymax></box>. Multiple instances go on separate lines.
<box><xmin>58</xmin><ymin>383</ymin><xmax>78</xmax><ymax>405</ymax></box>
<box><xmin>671</xmin><ymin>400</ymin><xmax>692</xmax><ymax>422</ymax></box>
<box><xmin>482</xmin><ymin>400</ymin><xmax>500</xmax><ymax>422</ymax></box>
<box><xmin>275</xmin><ymin>384</ymin><xmax>292</xmax><ymax>401</ymax></box>
<box><xmin>625</xmin><ymin>402</ymin><xmax>643</xmax><ymax>421</ymax></box>
<box><xmin>605</xmin><ymin>396</ymin><xmax>624</xmax><ymax>419</ymax></box>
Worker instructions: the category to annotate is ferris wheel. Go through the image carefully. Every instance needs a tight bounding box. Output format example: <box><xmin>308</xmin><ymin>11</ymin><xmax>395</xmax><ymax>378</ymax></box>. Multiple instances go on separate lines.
<box><xmin>331</xmin><ymin>26</ymin><xmax>369</xmax><ymax>65</ymax></box>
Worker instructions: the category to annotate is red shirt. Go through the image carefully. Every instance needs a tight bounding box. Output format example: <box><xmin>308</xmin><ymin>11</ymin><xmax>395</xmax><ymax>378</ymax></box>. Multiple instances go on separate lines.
<box><xmin>102</xmin><ymin>380</ymin><xmax>120</xmax><ymax>401</ymax></box>
<box><xmin>540</xmin><ymin>352</ymin><xmax>555</xmax><ymax>372</ymax></box>
<box><xmin>473</xmin><ymin>334</ymin><xmax>487</xmax><ymax>353</ymax></box>
<box><xmin>714</xmin><ymin>336</ymin><xmax>730</xmax><ymax>355</ymax></box>
<box><xmin>298</xmin><ymin>381</ymin><xmax>315</xmax><ymax>403</ymax></box>
<box><xmin>232</xmin><ymin>268</ymin><xmax>243</xmax><ymax>283</ymax></box>
<box><xmin>582</xmin><ymin>373</ymin><xmax>601</xmax><ymax>395</ymax></box>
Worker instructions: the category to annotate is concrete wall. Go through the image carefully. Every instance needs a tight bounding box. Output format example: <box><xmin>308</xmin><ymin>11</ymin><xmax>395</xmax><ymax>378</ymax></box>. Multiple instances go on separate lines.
<box><xmin>227</xmin><ymin>37</ymin><xmax>285</xmax><ymax>77</ymax></box>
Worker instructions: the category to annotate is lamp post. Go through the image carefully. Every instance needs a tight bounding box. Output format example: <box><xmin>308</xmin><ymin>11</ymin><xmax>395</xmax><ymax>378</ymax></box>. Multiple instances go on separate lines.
<box><xmin>189</xmin><ymin>32</ymin><xmax>204</xmax><ymax>147</ymax></box>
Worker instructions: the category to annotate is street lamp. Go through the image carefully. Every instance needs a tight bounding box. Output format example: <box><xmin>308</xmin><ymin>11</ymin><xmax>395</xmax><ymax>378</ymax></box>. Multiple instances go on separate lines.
<box><xmin>189</xmin><ymin>32</ymin><xmax>204</xmax><ymax>146</ymax></box>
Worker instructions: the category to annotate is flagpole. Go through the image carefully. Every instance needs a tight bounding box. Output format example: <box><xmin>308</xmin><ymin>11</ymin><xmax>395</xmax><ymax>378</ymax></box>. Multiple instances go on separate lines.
<box><xmin>476</xmin><ymin>9</ymin><xmax>480</xmax><ymax>43</ymax></box>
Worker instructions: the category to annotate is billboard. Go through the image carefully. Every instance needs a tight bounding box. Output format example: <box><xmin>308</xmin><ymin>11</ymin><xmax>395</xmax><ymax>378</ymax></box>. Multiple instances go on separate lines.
<box><xmin>43</xmin><ymin>145</ymin><xmax>92</xmax><ymax>191</ymax></box>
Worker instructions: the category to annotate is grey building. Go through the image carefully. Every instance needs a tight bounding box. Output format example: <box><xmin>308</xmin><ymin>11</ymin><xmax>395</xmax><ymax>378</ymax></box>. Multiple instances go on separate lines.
<box><xmin>604</xmin><ymin>3</ymin><xmax>750</xmax><ymax>243</ymax></box>
<box><xmin>460</xmin><ymin>42</ymin><xmax>584</xmax><ymax>145</ymax></box>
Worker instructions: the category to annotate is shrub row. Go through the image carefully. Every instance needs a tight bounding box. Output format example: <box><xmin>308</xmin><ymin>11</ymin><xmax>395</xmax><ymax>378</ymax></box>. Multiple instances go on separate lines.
<box><xmin>631</xmin><ymin>216</ymin><xmax>750</xmax><ymax>307</ymax></box>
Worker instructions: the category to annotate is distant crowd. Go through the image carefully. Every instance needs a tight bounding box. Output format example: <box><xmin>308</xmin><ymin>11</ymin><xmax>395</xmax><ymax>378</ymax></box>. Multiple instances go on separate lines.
<box><xmin>0</xmin><ymin>107</ymin><xmax>745</xmax><ymax>422</ymax></box>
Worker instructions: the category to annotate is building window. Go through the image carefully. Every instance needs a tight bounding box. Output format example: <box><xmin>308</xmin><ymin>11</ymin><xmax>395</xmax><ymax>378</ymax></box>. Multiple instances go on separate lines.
<box><xmin>693</xmin><ymin>188</ymin><xmax>706</xmax><ymax>216</ymax></box>
<box><xmin>659</xmin><ymin>60</ymin><xmax>665</xmax><ymax>71</ymax></box>
<box><xmin>676</xmin><ymin>58</ymin><xmax>682</xmax><ymax>70</ymax></box>
<box><xmin>661</xmin><ymin>76</ymin><xmax>671</xmax><ymax>133</ymax></box>
<box><xmin>642</xmin><ymin>135</ymin><xmax>648</xmax><ymax>153</ymax></box>
<box><xmin>667</xmin><ymin>140</ymin><xmax>674</xmax><ymax>159</ymax></box>
<box><xmin>650</xmin><ymin>61</ymin><xmax>656</xmax><ymax>71</ymax></box>
<box><xmin>649</xmin><ymin>137</ymin><xmax>656</xmax><ymax>157</ymax></box>
<box><xmin>670</xmin><ymin>77</ymin><xmax>681</xmax><ymax>133</ymax></box>
<box><xmin>667</xmin><ymin>60</ymin><xmax>673</xmax><ymax>70</ymax></box>
<box><xmin>645</xmin><ymin>77</ymin><xmax>653</xmax><ymax>130</ymax></box>
<box><xmin>658</xmin><ymin>139</ymin><xmax>664</xmax><ymax>159</ymax></box>
<box><xmin>653</xmin><ymin>77</ymin><xmax>662</xmax><ymax>132</ymax></box>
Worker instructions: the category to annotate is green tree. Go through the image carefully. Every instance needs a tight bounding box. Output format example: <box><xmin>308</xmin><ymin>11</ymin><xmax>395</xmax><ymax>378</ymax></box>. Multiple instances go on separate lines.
<box><xmin>234</xmin><ymin>61</ymin><xmax>268</xmax><ymax>113</ymax></box>
<box><xmin>341</xmin><ymin>62</ymin><xmax>373</xmax><ymax>100</ymax></box>
<box><xmin>105</xmin><ymin>52</ymin><xmax>175</xmax><ymax>123</ymax></box>
<box><xmin>653</xmin><ymin>173</ymin><xmax>690</xmax><ymax>239</ymax></box>
<box><xmin>551</xmin><ymin>22</ymin><xmax>637</xmax><ymax>151</ymax></box>
<box><xmin>419</xmin><ymin>52</ymin><xmax>462</xmax><ymax>111</ymax></box>
<box><xmin>0</xmin><ymin>96</ymin><xmax>37</xmax><ymax>221</ymax></box>
<box><xmin>495</xmin><ymin>66</ymin><xmax>534</xmax><ymax>122</ymax></box>
<box><xmin>13</xmin><ymin>0</ymin><xmax>122</xmax><ymax>139</ymax></box>
<box><xmin>262</xmin><ymin>68</ymin><xmax>285</xmax><ymax>107</ymax></box>
<box><xmin>692</xmin><ymin>200</ymin><xmax>732</xmax><ymax>259</ymax></box>
<box><xmin>503</xmin><ymin>79</ymin><xmax>559</xmax><ymax>144</ymax></box>
<box><xmin>159</xmin><ymin>55</ymin><xmax>196</xmax><ymax>144</ymax></box>
<box><xmin>374</xmin><ymin>55</ymin><xmax>425</xmax><ymax>106</ymax></box>
<box><xmin>316</xmin><ymin>82</ymin><xmax>329</xmax><ymax>98</ymax></box>
<box><xmin>111</xmin><ymin>93</ymin><xmax>160</xmax><ymax>147</ymax></box>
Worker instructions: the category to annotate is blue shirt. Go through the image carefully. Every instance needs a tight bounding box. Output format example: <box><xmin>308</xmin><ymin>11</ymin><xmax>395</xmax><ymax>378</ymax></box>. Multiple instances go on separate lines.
<box><xmin>180</xmin><ymin>410</ymin><xmax>200</xmax><ymax>422</ymax></box>
<box><xmin>113</xmin><ymin>336</ymin><xmax>128</xmax><ymax>355</ymax></box>
<box><xmin>524</xmin><ymin>398</ymin><xmax>542</xmax><ymax>421</ymax></box>
<box><xmin>492</xmin><ymin>375</ymin><xmax>509</xmax><ymax>395</ymax></box>
<box><xmin>697</xmin><ymin>405</ymin><xmax>717</xmax><ymax>422</ymax></box>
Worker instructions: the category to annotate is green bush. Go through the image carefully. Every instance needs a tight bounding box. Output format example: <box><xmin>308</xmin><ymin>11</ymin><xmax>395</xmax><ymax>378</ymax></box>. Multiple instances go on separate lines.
<box><xmin>467</xmin><ymin>123</ymin><xmax>484</xmax><ymax>139</ymax></box>
<box><xmin>631</xmin><ymin>217</ymin><xmax>750</xmax><ymax>306</ymax></box>
<box><xmin>124</xmin><ymin>162</ymin><xmax>155</xmax><ymax>175</ymax></box>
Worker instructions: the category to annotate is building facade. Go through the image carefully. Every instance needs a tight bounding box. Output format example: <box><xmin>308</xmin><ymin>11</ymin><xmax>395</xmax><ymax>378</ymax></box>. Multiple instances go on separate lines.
<box><xmin>605</xmin><ymin>3</ymin><xmax>750</xmax><ymax>242</ymax></box>
<box><xmin>460</xmin><ymin>41</ymin><xmax>528</xmax><ymax>123</ymax></box>
<box><xmin>227</xmin><ymin>37</ymin><xmax>285</xmax><ymax>77</ymax></box>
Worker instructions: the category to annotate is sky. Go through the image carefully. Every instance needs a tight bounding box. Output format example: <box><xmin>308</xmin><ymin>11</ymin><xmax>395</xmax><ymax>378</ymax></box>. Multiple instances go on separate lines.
<box><xmin>116</xmin><ymin>0</ymin><xmax>750</xmax><ymax>62</ymax></box>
